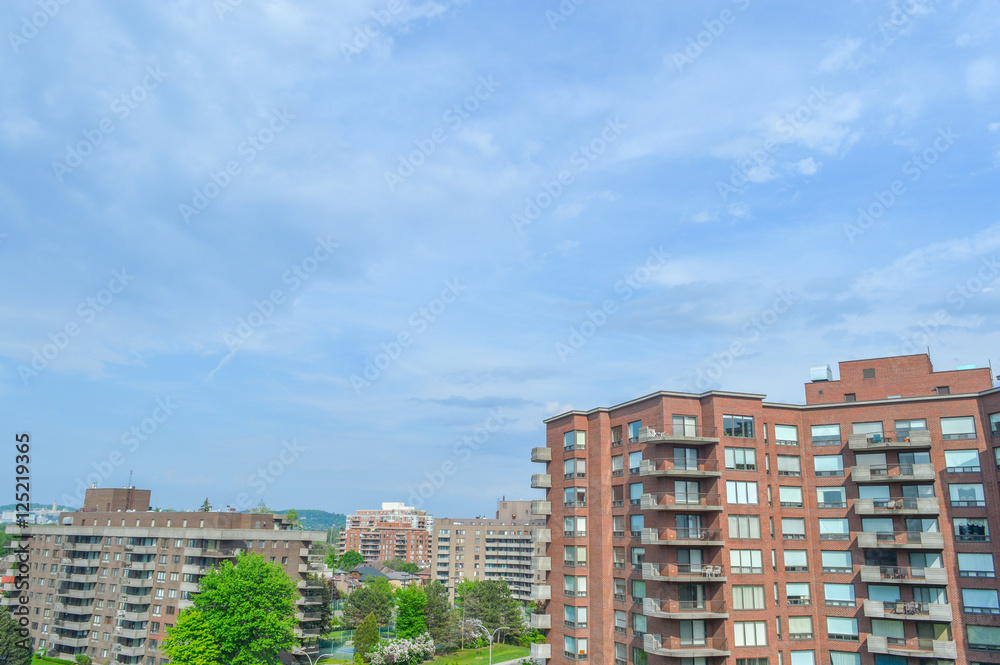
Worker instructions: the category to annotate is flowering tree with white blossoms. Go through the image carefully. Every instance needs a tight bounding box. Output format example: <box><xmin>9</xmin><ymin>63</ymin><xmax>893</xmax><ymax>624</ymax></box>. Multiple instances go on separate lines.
<box><xmin>365</xmin><ymin>633</ymin><xmax>435</xmax><ymax>665</ymax></box>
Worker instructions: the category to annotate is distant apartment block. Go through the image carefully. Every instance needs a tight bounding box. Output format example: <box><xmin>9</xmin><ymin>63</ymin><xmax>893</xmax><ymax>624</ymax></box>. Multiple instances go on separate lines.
<box><xmin>339</xmin><ymin>502</ymin><xmax>432</xmax><ymax>565</ymax></box>
<box><xmin>529</xmin><ymin>353</ymin><xmax>1000</xmax><ymax>665</ymax></box>
<box><xmin>5</xmin><ymin>487</ymin><xmax>328</xmax><ymax>662</ymax></box>
<box><xmin>431</xmin><ymin>499</ymin><xmax>545</xmax><ymax>601</ymax></box>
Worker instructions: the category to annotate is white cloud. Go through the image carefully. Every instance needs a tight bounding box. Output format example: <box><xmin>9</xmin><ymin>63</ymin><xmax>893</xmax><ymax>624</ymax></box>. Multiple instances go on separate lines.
<box><xmin>795</xmin><ymin>157</ymin><xmax>821</xmax><ymax>175</ymax></box>
<box><xmin>819</xmin><ymin>36</ymin><xmax>863</xmax><ymax>73</ymax></box>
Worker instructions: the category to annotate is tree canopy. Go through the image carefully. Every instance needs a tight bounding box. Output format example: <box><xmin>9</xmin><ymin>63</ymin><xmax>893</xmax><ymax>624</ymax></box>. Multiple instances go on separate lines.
<box><xmin>0</xmin><ymin>609</ymin><xmax>31</xmax><ymax>665</ymax></box>
<box><xmin>342</xmin><ymin>578</ymin><xmax>394</xmax><ymax>628</ymax></box>
<box><xmin>461</xmin><ymin>580</ymin><xmax>525</xmax><ymax>642</ymax></box>
<box><xmin>423</xmin><ymin>581</ymin><xmax>452</xmax><ymax>647</ymax></box>
<box><xmin>199</xmin><ymin>497</ymin><xmax>211</xmax><ymax>512</ymax></box>
<box><xmin>381</xmin><ymin>557</ymin><xmax>420</xmax><ymax>574</ymax></box>
<box><xmin>162</xmin><ymin>608</ymin><xmax>223</xmax><ymax>665</ymax></box>
<box><xmin>336</xmin><ymin>549</ymin><xmax>364</xmax><ymax>570</ymax></box>
<box><xmin>353</xmin><ymin>613</ymin><xmax>380</xmax><ymax>663</ymax></box>
<box><xmin>394</xmin><ymin>585</ymin><xmax>427</xmax><ymax>638</ymax></box>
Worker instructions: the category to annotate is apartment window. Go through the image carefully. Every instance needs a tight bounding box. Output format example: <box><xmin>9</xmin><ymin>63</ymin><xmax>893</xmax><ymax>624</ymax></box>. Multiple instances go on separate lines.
<box><xmin>954</xmin><ymin>517</ymin><xmax>989</xmax><ymax>542</ymax></box>
<box><xmin>787</xmin><ymin>582</ymin><xmax>810</xmax><ymax>606</ymax></box>
<box><xmin>564</xmin><ymin>487</ymin><xmax>586</xmax><ymax>507</ymax></box>
<box><xmin>788</xmin><ymin>616</ymin><xmax>813</xmax><ymax>640</ymax></box>
<box><xmin>629</xmin><ymin>451</ymin><xmax>642</xmax><ymax>474</ymax></box>
<box><xmin>564</xmin><ymin>575</ymin><xmax>587</xmax><ymax>597</ymax></box>
<box><xmin>564</xmin><ymin>458</ymin><xmax>586</xmax><ymax>479</ymax></box>
<box><xmin>726</xmin><ymin>481</ymin><xmax>759</xmax><ymax>505</ymax></box>
<box><xmin>611</xmin><ymin>426</ymin><xmax>623</xmax><ymax>446</ymax></box>
<box><xmin>963</xmin><ymin>589</ymin><xmax>1000</xmax><ymax>615</ymax></box>
<box><xmin>779</xmin><ymin>486</ymin><xmax>803</xmax><ymax>508</ymax></box>
<box><xmin>818</xmin><ymin>519</ymin><xmax>849</xmax><ymax>540</ymax></box>
<box><xmin>852</xmin><ymin>421</ymin><xmax>883</xmax><ymax>438</ymax></box>
<box><xmin>782</xmin><ymin>518</ymin><xmax>806</xmax><ymax>540</ymax></box>
<box><xmin>738</xmin><ymin>660</ymin><xmax>769</xmax><ymax>665</ymax></box>
<box><xmin>945</xmin><ymin>449</ymin><xmax>981</xmax><ymax>472</ymax></box>
<box><xmin>813</xmin><ymin>455</ymin><xmax>844</xmax><ymax>476</ymax></box>
<box><xmin>630</xmin><ymin>515</ymin><xmax>644</xmax><ymax>537</ymax></box>
<box><xmin>564</xmin><ymin>636</ymin><xmax>588</xmax><ymax>659</ymax></box>
<box><xmin>817</xmin><ymin>487</ymin><xmax>847</xmax><ymax>508</ymax></box>
<box><xmin>156</xmin><ymin>572</ymin><xmax>166</xmax><ymax>582</ymax></box>
<box><xmin>564</xmin><ymin>605</ymin><xmax>588</xmax><ymax>629</ymax></box>
<box><xmin>631</xmin><ymin>580</ymin><xmax>645</xmax><ymax>600</ymax></box>
<box><xmin>730</xmin><ymin>549</ymin><xmax>763</xmax><ymax>574</ymax></box>
<box><xmin>629</xmin><ymin>483</ymin><xmax>643</xmax><ymax>506</ymax></box>
<box><xmin>724</xmin><ymin>415</ymin><xmax>754</xmax><ymax>438</ymax></box>
<box><xmin>615</xmin><ymin>643</ymin><xmax>627</xmax><ymax>664</ymax></box>
<box><xmin>824</xmin><ymin>582</ymin><xmax>855</xmax><ymax>607</ymax></box>
<box><xmin>844</xmin><ymin>393</ymin><xmax>856</xmax><ymax>402</ymax></box>
<box><xmin>632</xmin><ymin>612</ymin><xmax>646</xmax><ymax>636</ymax></box>
<box><xmin>628</xmin><ymin>421</ymin><xmax>642</xmax><ymax>443</ymax></box>
<box><xmin>784</xmin><ymin>550</ymin><xmax>808</xmax><ymax>572</ymax></box>
<box><xmin>821</xmin><ymin>550</ymin><xmax>852</xmax><ymax>574</ymax></box>
<box><xmin>733</xmin><ymin>585</ymin><xmax>765</xmax><ymax>610</ymax></box>
<box><xmin>958</xmin><ymin>553</ymin><xmax>995</xmax><ymax>578</ymax></box>
<box><xmin>729</xmin><ymin>515</ymin><xmax>761</xmax><ymax>539</ymax></box>
<box><xmin>630</xmin><ymin>547</ymin><xmax>645</xmax><ymax>570</ymax></box>
<box><xmin>734</xmin><ymin>621</ymin><xmax>767</xmax><ymax>646</ymax></box>
<box><xmin>611</xmin><ymin>455</ymin><xmax>624</xmax><ymax>477</ymax></box>
<box><xmin>989</xmin><ymin>413</ymin><xmax>1000</xmax><ymax>437</ymax></box>
<box><xmin>564</xmin><ymin>430</ymin><xmax>586</xmax><ymax>451</ymax></box>
<box><xmin>614</xmin><ymin>609</ymin><xmax>627</xmax><ymax>633</ymax></box>
<box><xmin>564</xmin><ymin>516</ymin><xmax>587</xmax><ymax>537</ymax></box>
<box><xmin>725</xmin><ymin>447</ymin><xmax>756</xmax><ymax>470</ymax></box>
<box><xmin>942</xmin><ymin>416</ymin><xmax>976</xmax><ymax>440</ymax></box>
<box><xmin>949</xmin><ymin>483</ymin><xmax>986</xmax><ymax>507</ymax></box>
<box><xmin>777</xmin><ymin>455</ymin><xmax>801</xmax><ymax>476</ymax></box>
<box><xmin>811</xmin><ymin>424</ymin><xmax>841</xmax><ymax>445</ymax></box>
<box><xmin>968</xmin><ymin>626</ymin><xmax>1000</xmax><ymax>653</ymax></box>
<box><xmin>826</xmin><ymin>617</ymin><xmax>858</xmax><ymax>641</ymax></box>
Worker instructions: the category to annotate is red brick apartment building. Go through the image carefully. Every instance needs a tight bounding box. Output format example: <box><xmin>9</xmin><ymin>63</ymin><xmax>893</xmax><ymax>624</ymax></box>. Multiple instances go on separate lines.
<box><xmin>338</xmin><ymin>502</ymin><xmax>432</xmax><ymax>565</ymax></box>
<box><xmin>528</xmin><ymin>354</ymin><xmax>1000</xmax><ymax>665</ymax></box>
<box><xmin>4</xmin><ymin>487</ymin><xmax>328</xmax><ymax>663</ymax></box>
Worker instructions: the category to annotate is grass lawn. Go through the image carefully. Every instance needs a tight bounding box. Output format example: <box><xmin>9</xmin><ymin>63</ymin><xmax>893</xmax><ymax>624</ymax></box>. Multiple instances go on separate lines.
<box><xmin>427</xmin><ymin>644</ymin><xmax>529</xmax><ymax>663</ymax></box>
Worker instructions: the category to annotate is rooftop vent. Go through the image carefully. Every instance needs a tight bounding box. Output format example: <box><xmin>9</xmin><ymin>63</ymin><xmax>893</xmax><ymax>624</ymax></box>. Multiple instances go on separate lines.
<box><xmin>810</xmin><ymin>364</ymin><xmax>833</xmax><ymax>382</ymax></box>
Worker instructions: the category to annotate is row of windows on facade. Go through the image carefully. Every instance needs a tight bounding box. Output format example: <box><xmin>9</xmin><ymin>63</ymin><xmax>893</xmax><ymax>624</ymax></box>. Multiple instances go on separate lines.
<box><xmin>28</xmin><ymin>592</ymin><xmax>178</xmax><ymax>618</ymax></box>
<box><xmin>562</xmin><ymin>414</ymin><xmax>1000</xmax><ymax>447</ymax></box>
<box><xmin>436</xmin><ymin>529</ymin><xmax>531</xmax><ymax>535</ymax></box>
<box><xmin>40</xmin><ymin>535</ymin><xmax>298</xmax><ymax>550</ymax></box>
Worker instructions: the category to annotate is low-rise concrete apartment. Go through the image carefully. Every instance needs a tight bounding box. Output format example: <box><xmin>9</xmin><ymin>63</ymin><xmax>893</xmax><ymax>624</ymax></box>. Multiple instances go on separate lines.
<box><xmin>4</xmin><ymin>487</ymin><xmax>327</xmax><ymax>663</ymax></box>
<box><xmin>528</xmin><ymin>353</ymin><xmax>1000</xmax><ymax>665</ymax></box>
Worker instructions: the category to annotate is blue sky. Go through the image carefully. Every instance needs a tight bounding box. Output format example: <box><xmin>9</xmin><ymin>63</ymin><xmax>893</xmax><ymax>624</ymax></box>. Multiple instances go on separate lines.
<box><xmin>3</xmin><ymin>0</ymin><xmax>999</xmax><ymax>517</ymax></box>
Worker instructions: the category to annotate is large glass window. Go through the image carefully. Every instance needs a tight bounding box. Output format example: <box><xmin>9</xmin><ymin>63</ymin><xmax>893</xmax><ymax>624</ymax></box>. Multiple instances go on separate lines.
<box><xmin>628</xmin><ymin>482</ymin><xmax>643</xmax><ymax>506</ymax></box>
<box><xmin>631</xmin><ymin>580</ymin><xmax>645</xmax><ymax>600</ymax></box>
<box><xmin>563</xmin><ymin>575</ymin><xmax>587</xmax><ymax>597</ymax></box>
<box><xmin>779</xmin><ymin>486</ymin><xmax>803</xmax><ymax>507</ymax></box>
<box><xmin>826</xmin><ymin>617</ymin><xmax>858</xmax><ymax>640</ymax></box>
<box><xmin>787</xmin><ymin>582</ymin><xmax>810</xmax><ymax>605</ymax></box>
<box><xmin>563</xmin><ymin>458</ymin><xmax>586</xmax><ymax>479</ymax></box>
<box><xmin>954</xmin><ymin>517</ymin><xmax>989</xmax><ymax>542</ymax></box>
<box><xmin>968</xmin><ymin>625</ymin><xmax>1000</xmax><ymax>651</ymax></box>
<box><xmin>894</xmin><ymin>419</ymin><xmax>926</xmax><ymax>439</ymax></box>
<box><xmin>853</xmin><ymin>422</ymin><xmax>884</xmax><ymax>436</ymax></box>
<box><xmin>564</xmin><ymin>486</ymin><xmax>586</xmax><ymax>507</ymax></box>
<box><xmin>564</xmin><ymin>430</ymin><xmax>586</xmax><ymax>450</ymax></box>
<box><xmin>782</xmin><ymin>518</ymin><xmax>806</xmax><ymax>540</ymax></box>
<box><xmin>730</xmin><ymin>550</ymin><xmax>763</xmax><ymax>574</ymax></box>
<box><xmin>963</xmin><ymin>589</ymin><xmax>1000</xmax><ymax>614</ymax></box>
<box><xmin>672</xmin><ymin>415</ymin><xmax>698</xmax><ymax>437</ymax></box>
<box><xmin>790</xmin><ymin>651</ymin><xmax>815</xmax><ymax>665</ymax></box>
<box><xmin>564</xmin><ymin>605</ymin><xmax>588</xmax><ymax>628</ymax></box>
<box><xmin>821</xmin><ymin>550</ymin><xmax>852</xmax><ymax>573</ymax></box>
<box><xmin>729</xmin><ymin>515</ymin><xmax>761</xmax><ymax>539</ymax></box>
<box><xmin>724</xmin><ymin>415</ymin><xmax>754</xmax><ymax>438</ymax></box>
<box><xmin>811</xmin><ymin>424</ymin><xmax>841</xmax><ymax>445</ymax></box>
<box><xmin>958</xmin><ymin>553</ymin><xmax>995</xmax><ymax>578</ymax></box>
<box><xmin>871</xmin><ymin>619</ymin><xmax>904</xmax><ymax>642</ymax></box>
<box><xmin>564</xmin><ymin>545</ymin><xmax>587</xmax><ymax>567</ymax></box>
<box><xmin>814</xmin><ymin>455</ymin><xmax>844</xmax><ymax>476</ymax></box>
<box><xmin>867</xmin><ymin>585</ymin><xmax>900</xmax><ymax>602</ymax></box>
<box><xmin>990</xmin><ymin>413</ymin><xmax>1000</xmax><ymax>437</ymax></box>
<box><xmin>788</xmin><ymin>616</ymin><xmax>813</xmax><ymax>639</ymax></box>
<box><xmin>830</xmin><ymin>652</ymin><xmax>860</xmax><ymax>665</ymax></box>
<box><xmin>565</xmin><ymin>515</ymin><xmax>586</xmax><ymax>536</ymax></box>
<box><xmin>944</xmin><ymin>449</ymin><xmax>980</xmax><ymax>472</ymax></box>
<box><xmin>774</xmin><ymin>425</ymin><xmax>799</xmax><ymax>445</ymax></box>
<box><xmin>784</xmin><ymin>550</ymin><xmax>808</xmax><ymax>572</ymax></box>
<box><xmin>564</xmin><ymin>636</ymin><xmax>588</xmax><ymax>658</ymax></box>
<box><xmin>628</xmin><ymin>421</ymin><xmax>642</xmax><ymax>443</ymax></box>
<box><xmin>949</xmin><ymin>483</ymin><xmax>986</xmax><ymax>507</ymax></box>
<box><xmin>629</xmin><ymin>515</ymin><xmax>644</xmax><ymax>536</ymax></box>
<box><xmin>818</xmin><ymin>519</ymin><xmax>849</xmax><ymax>540</ymax></box>
<box><xmin>777</xmin><ymin>455</ymin><xmax>802</xmax><ymax>476</ymax></box>
<box><xmin>733</xmin><ymin>585</ymin><xmax>765</xmax><ymax>610</ymax></box>
<box><xmin>726</xmin><ymin>481</ymin><xmax>759</xmax><ymax>505</ymax></box>
<box><xmin>611</xmin><ymin>455</ymin><xmax>624</xmax><ymax>476</ymax></box>
<box><xmin>725</xmin><ymin>448</ymin><xmax>756</xmax><ymax>470</ymax></box>
<box><xmin>734</xmin><ymin>621</ymin><xmax>767</xmax><ymax>646</ymax></box>
<box><xmin>817</xmin><ymin>487</ymin><xmax>847</xmax><ymax>508</ymax></box>
<box><xmin>824</xmin><ymin>583</ymin><xmax>855</xmax><ymax>606</ymax></box>
<box><xmin>629</xmin><ymin>451</ymin><xmax>642</xmax><ymax>474</ymax></box>
<box><xmin>941</xmin><ymin>416</ymin><xmax>976</xmax><ymax>440</ymax></box>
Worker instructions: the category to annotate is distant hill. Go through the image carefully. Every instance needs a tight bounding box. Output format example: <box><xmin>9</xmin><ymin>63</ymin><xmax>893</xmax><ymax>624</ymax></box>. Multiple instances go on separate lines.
<box><xmin>0</xmin><ymin>503</ymin><xmax>68</xmax><ymax>512</ymax></box>
<box><xmin>275</xmin><ymin>509</ymin><xmax>346</xmax><ymax>531</ymax></box>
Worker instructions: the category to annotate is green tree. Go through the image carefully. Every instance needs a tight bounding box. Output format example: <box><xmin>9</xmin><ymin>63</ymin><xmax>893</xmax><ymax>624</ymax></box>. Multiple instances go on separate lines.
<box><xmin>423</xmin><ymin>581</ymin><xmax>452</xmax><ymax>646</ymax></box>
<box><xmin>463</xmin><ymin>580</ymin><xmax>525</xmax><ymax>642</ymax></box>
<box><xmin>0</xmin><ymin>608</ymin><xmax>31</xmax><ymax>665</ymax></box>
<box><xmin>199</xmin><ymin>498</ymin><xmax>211</xmax><ymax>512</ymax></box>
<box><xmin>163</xmin><ymin>609</ymin><xmax>223</xmax><ymax>665</ymax></box>
<box><xmin>394</xmin><ymin>585</ymin><xmax>427</xmax><ymax>638</ymax></box>
<box><xmin>309</xmin><ymin>573</ymin><xmax>333</xmax><ymax>634</ymax></box>
<box><xmin>74</xmin><ymin>656</ymin><xmax>92</xmax><ymax>665</ymax></box>
<box><xmin>353</xmin><ymin>613</ymin><xmax>380</xmax><ymax>663</ymax></box>
<box><xmin>180</xmin><ymin>552</ymin><xmax>297</xmax><ymax>665</ymax></box>
<box><xmin>342</xmin><ymin>579</ymin><xmax>394</xmax><ymax>628</ymax></box>
<box><xmin>381</xmin><ymin>558</ymin><xmax>420</xmax><ymax>574</ymax></box>
<box><xmin>337</xmin><ymin>550</ymin><xmax>364</xmax><ymax>570</ymax></box>
<box><xmin>284</xmin><ymin>509</ymin><xmax>302</xmax><ymax>529</ymax></box>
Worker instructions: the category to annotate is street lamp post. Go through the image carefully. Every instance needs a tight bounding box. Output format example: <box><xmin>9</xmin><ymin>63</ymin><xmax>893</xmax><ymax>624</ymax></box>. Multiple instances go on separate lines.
<box><xmin>488</xmin><ymin>626</ymin><xmax>509</xmax><ymax>665</ymax></box>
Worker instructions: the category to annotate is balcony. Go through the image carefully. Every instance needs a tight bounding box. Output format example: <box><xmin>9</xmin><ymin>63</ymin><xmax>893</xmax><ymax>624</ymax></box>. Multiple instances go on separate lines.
<box><xmin>866</xmin><ymin>635</ymin><xmax>957</xmax><ymax>659</ymax></box>
<box><xmin>530</xmin><ymin>643</ymin><xmax>551</xmax><ymax>660</ymax></box>
<box><xmin>64</xmin><ymin>542</ymin><xmax>102</xmax><ymax>552</ymax></box>
<box><xmin>860</xmin><ymin>566</ymin><xmax>948</xmax><ymax>585</ymax></box>
<box><xmin>530</xmin><ymin>613</ymin><xmax>552</xmax><ymax>630</ymax></box>
<box><xmin>58</xmin><ymin>588</ymin><xmax>96</xmax><ymax>600</ymax></box>
<box><xmin>114</xmin><ymin>644</ymin><xmax>147</xmax><ymax>657</ymax></box>
<box><xmin>65</xmin><ymin>573</ymin><xmax>98</xmax><ymax>584</ymax></box>
<box><xmin>295</xmin><ymin>627</ymin><xmax>323</xmax><ymax>638</ymax></box>
<box><xmin>121</xmin><ymin>611</ymin><xmax>149</xmax><ymax>622</ymax></box>
<box><xmin>531</xmin><ymin>500</ymin><xmax>551</xmax><ymax>516</ymax></box>
<box><xmin>852</xmin><ymin>463</ymin><xmax>936</xmax><ymax>483</ymax></box>
<box><xmin>530</xmin><ymin>585</ymin><xmax>551</xmax><ymax>601</ymax></box>
<box><xmin>531</xmin><ymin>474</ymin><xmax>552</xmax><ymax>489</ymax></box>
<box><xmin>642</xmin><ymin>562</ymin><xmax>726</xmax><ymax>583</ymax></box>
<box><xmin>532</xmin><ymin>557</ymin><xmax>551</xmax><ymax>572</ymax></box>
<box><xmin>54</xmin><ymin>635</ymin><xmax>90</xmax><ymax>649</ymax></box>
<box><xmin>640</xmin><ymin>492</ymin><xmax>722</xmax><ymax>512</ymax></box>
<box><xmin>857</xmin><ymin>531</ymin><xmax>944</xmax><ymax>550</ymax></box>
<box><xmin>642</xmin><ymin>597</ymin><xmax>728</xmax><ymax>619</ymax></box>
<box><xmin>644</xmin><ymin>634</ymin><xmax>730</xmax><ymax>658</ymax></box>
<box><xmin>848</xmin><ymin>430</ymin><xmax>932</xmax><ymax>451</ymax></box>
<box><xmin>641</xmin><ymin>527</ymin><xmax>724</xmax><ymax>547</ymax></box>
<box><xmin>531</xmin><ymin>447</ymin><xmax>552</xmax><ymax>463</ymax></box>
<box><xmin>533</xmin><ymin>528</ymin><xmax>551</xmax><ymax>543</ymax></box>
<box><xmin>639</xmin><ymin>458</ymin><xmax>721</xmax><ymax>478</ymax></box>
<box><xmin>854</xmin><ymin>497</ymin><xmax>940</xmax><ymax>516</ymax></box>
<box><xmin>115</xmin><ymin>627</ymin><xmax>147</xmax><ymax>640</ymax></box>
<box><xmin>863</xmin><ymin>599</ymin><xmax>953</xmax><ymax>621</ymax></box>
<box><xmin>636</xmin><ymin>425</ymin><xmax>720</xmax><ymax>446</ymax></box>
<box><xmin>128</xmin><ymin>560</ymin><xmax>156</xmax><ymax>571</ymax></box>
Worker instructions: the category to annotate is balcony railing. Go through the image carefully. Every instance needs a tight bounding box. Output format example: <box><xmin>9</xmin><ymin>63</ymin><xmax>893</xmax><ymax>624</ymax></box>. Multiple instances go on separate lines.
<box><xmin>854</xmin><ymin>497</ymin><xmax>940</xmax><ymax>515</ymax></box>
<box><xmin>866</xmin><ymin>635</ymin><xmax>957</xmax><ymax>659</ymax></box>
<box><xmin>639</xmin><ymin>458</ymin><xmax>721</xmax><ymax>477</ymax></box>
<box><xmin>642</xmin><ymin>597</ymin><xmax>728</xmax><ymax>618</ymax></box>
<box><xmin>857</xmin><ymin>530</ymin><xmax>944</xmax><ymax>549</ymax></box>
<box><xmin>644</xmin><ymin>634</ymin><xmax>730</xmax><ymax>657</ymax></box>
<box><xmin>641</xmin><ymin>527</ymin><xmax>724</xmax><ymax>546</ymax></box>
<box><xmin>848</xmin><ymin>430</ymin><xmax>932</xmax><ymax>451</ymax></box>
<box><xmin>530</xmin><ymin>474</ymin><xmax>551</xmax><ymax>489</ymax></box>
<box><xmin>860</xmin><ymin>565</ymin><xmax>948</xmax><ymax>585</ymax></box>
<box><xmin>851</xmin><ymin>463</ymin><xmax>936</xmax><ymax>483</ymax></box>
<box><xmin>863</xmin><ymin>599</ymin><xmax>953</xmax><ymax>621</ymax></box>
<box><xmin>635</xmin><ymin>425</ymin><xmax>720</xmax><ymax>445</ymax></box>
<box><xmin>642</xmin><ymin>562</ymin><xmax>726</xmax><ymax>581</ymax></box>
<box><xmin>641</xmin><ymin>492</ymin><xmax>722</xmax><ymax>511</ymax></box>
